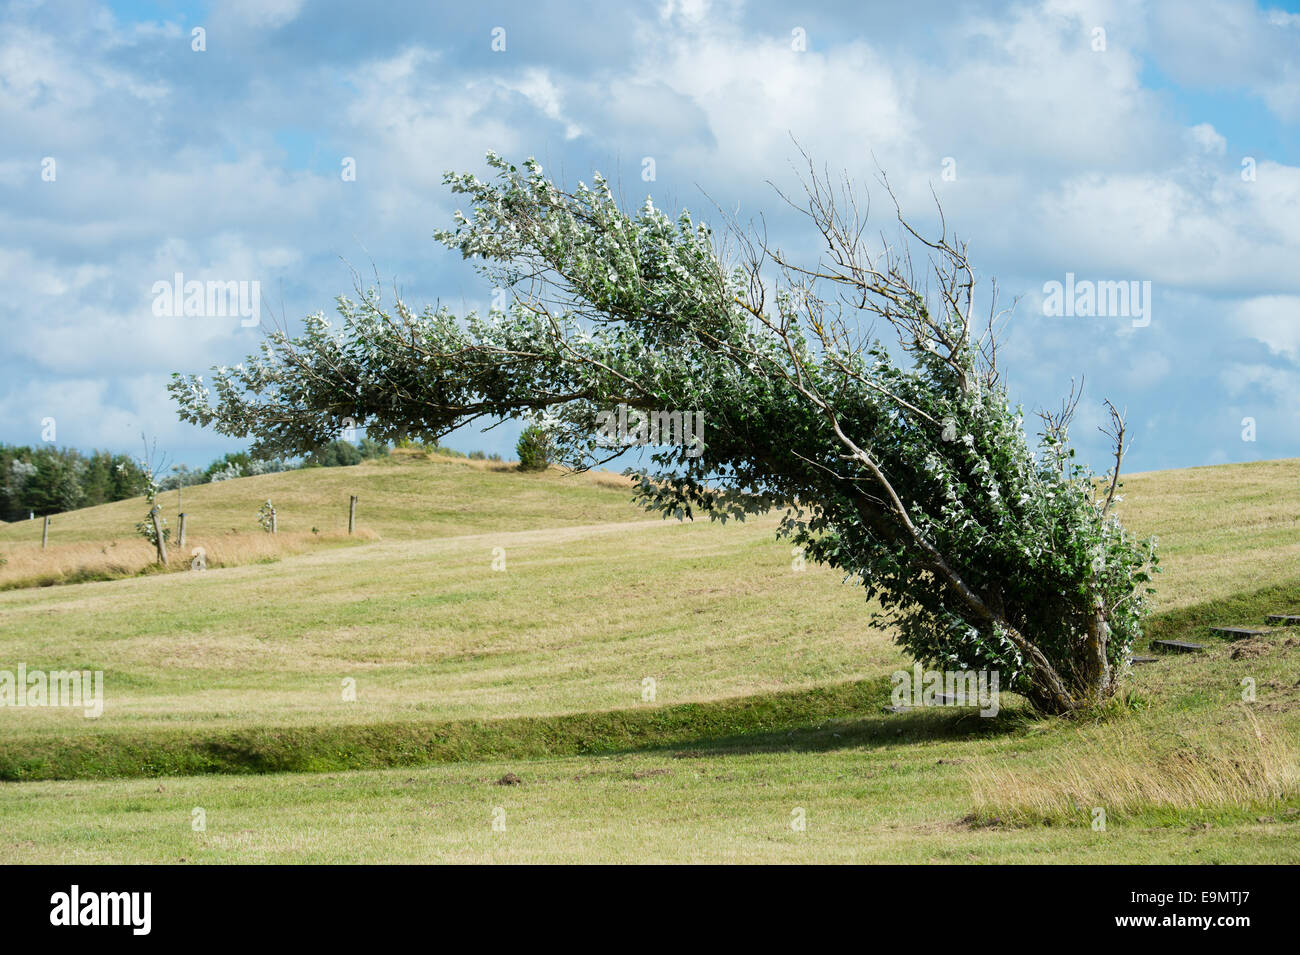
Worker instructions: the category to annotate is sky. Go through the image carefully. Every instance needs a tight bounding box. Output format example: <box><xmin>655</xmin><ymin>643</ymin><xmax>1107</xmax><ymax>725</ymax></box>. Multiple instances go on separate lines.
<box><xmin>2</xmin><ymin>0</ymin><xmax>1299</xmax><ymax>474</ymax></box>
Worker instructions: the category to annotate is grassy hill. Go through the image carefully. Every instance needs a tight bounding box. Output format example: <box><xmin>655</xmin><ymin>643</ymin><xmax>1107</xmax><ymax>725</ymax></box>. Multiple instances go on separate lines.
<box><xmin>0</xmin><ymin>455</ymin><xmax>1297</xmax><ymax>862</ymax></box>
<box><xmin>0</xmin><ymin>450</ymin><xmax>649</xmax><ymax>545</ymax></box>
<box><xmin>0</xmin><ymin>451</ymin><xmax>648</xmax><ymax>589</ymax></box>
<box><xmin>1113</xmin><ymin>457</ymin><xmax>1300</xmax><ymax>610</ymax></box>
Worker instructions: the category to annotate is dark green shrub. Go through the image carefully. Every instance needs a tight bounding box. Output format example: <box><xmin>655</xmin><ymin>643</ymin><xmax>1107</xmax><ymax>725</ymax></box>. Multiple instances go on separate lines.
<box><xmin>516</xmin><ymin>425</ymin><xmax>554</xmax><ymax>472</ymax></box>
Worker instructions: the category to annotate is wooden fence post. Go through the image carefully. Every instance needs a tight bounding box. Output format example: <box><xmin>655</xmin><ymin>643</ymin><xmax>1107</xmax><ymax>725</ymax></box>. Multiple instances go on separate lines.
<box><xmin>270</xmin><ymin>505</ymin><xmax>277</xmax><ymax>534</ymax></box>
<box><xmin>178</xmin><ymin>513</ymin><xmax>188</xmax><ymax>549</ymax></box>
<box><xmin>41</xmin><ymin>515</ymin><xmax>50</xmax><ymax>549</ymax></box>
<box><xmin>348</xmin><ymin>495</ymin><xmax>357</xmax><ymax>535</ymax></box>
<box><xmin>150</xmin><ymin>506</ymin><xmax>168</xmax><ymax>565</ymax></box>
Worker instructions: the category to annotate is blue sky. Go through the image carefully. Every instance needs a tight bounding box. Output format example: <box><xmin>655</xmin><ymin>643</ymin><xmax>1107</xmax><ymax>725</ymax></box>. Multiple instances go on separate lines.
<box><xmin>2</xmin><ymin>0</ymin><xmax>1299</xmax><ymax>474</ymax></box>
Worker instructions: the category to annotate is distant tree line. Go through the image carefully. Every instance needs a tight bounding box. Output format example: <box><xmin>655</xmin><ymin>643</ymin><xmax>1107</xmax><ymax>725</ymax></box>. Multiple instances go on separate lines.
<box><xmin>2</xmin><ymin>435</ymin><xmax>516</xmax><ymax>521</ymax></box>
<box><xmin>0</xmin><ymin>437</ymin><xmax>393</xmax><ymax>521</ymax></box>
<box><xmin>0</xmin><ymin>445</ymin><xmax>145</xmax><ymax>521</ymax></box>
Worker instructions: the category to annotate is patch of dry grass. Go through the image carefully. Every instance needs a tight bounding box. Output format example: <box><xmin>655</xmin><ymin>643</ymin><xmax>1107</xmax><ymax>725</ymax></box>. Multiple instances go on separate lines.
<box><xmin>0</xmin><ymin>528</ymin><xmax>380</xmax><ymax>590</ymax></box>
<box><xmin>970</xmin><ymin>708</ymin><xmax>1300</xmax><ymax>823</ymax></box>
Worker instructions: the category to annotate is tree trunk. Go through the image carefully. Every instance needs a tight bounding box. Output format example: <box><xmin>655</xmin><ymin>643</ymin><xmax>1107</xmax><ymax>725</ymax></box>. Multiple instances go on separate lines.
<box><xmin>1083</xmin><ymin>599</ymin><xmax>1113</xmax><ymax>704</ymax></box>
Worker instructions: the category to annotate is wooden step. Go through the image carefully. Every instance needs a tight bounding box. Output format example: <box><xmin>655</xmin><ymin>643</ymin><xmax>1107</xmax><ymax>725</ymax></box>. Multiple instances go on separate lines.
<box><xmin>883</xmin><ymin>693</ymin><xmax>968</xmax><ymax>714</ymax></box>
<box><xmin>1265</xmin><ymin>614</ymin><xmax>1300</xmax><ymax>626</ymax></box>
<box><xmin>1210</xmin><ymin>626</ymin><xmax>1269</xmax><ymax>640</ymax></box>
<box><xmin>1151</xmin><ymin>639</ymin><xmax>1204</xmax><ymax>653</ymax></box>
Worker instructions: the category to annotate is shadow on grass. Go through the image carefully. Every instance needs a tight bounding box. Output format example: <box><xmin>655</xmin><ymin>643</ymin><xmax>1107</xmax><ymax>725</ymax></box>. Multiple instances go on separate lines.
<box><xmin>655</xmin><ymin>705</ymin><xmax>1027</xmax><ymax>760</ymax></box>
<box><xmin>0</xmin><ymin>676</ymin><xmax>1024</xmax><ymax>781</ymax></box>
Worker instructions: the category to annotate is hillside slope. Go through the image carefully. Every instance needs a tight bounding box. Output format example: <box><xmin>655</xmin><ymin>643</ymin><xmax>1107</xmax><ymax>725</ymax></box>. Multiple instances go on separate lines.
<box><xmin>0</xmin><ymin>451</ymin><xmax>645</xmax><ymax>545</ymax></box>
<box><xmin>0</xmin><ymin>452</ymin><xmax>649</xmax><ymax>589</ymax></box>
<box><xmin>0</xmin><ymin>456</ymin><xmax>1296</xmax><ymax>744</ymax></box>
<box><xmin>1</xmin><ymin>457</ymin><xmax>1298</xmax><ymax>862</ymax></box>
<box><xmin>1115</xmin><ymin>457</ymin><xmax>1300</xmax><ymax>610</ymax></box>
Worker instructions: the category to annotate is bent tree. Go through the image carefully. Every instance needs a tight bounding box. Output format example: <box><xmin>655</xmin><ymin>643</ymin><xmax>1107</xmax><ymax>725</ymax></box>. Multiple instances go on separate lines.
<box><xmin>171</xmin><ymin>152</ymin><xmax>1158</xmax><ymax>715</ymax></box>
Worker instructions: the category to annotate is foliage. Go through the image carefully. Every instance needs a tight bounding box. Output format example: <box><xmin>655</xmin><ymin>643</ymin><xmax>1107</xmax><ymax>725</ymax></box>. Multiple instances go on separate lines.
<box><xmin>257</xmin><ymin>499</ymin><xmax>276</xmax><ymax>533</ymax></box>
<box><xmin>247</xmin><ymin>457</ymin><xmax>294</xmax><ymax>476</ymax></box>
<box><xmin>169</xmin><ymin>151</ymin><xmax>1158</xmax><ymax>714</ymax></box>
<box><xmin>203</xmin><ymin>451</ymin><xmax>251</xmax><ymax>483</ymax></box>
<box><xmin>159</xmin><ymin>464</ymin><xmax>207</xmax><ymax>490</ymax></box>
<box><xmin>516</xmin><ymin>421</ymin><xmax>556</xmax><ymax>471</ymax></box>
<box><xmin>0</xmin><ymin>444</ymin><xmax>143</xmax><ymax>521</ymax></box>
<box><xmin>130</xmin><ymin>437</ymin><xmax>170</xmax><ymax>547</ymax></box>
<box><xmin>306</xmin><ymin>439</ymin><xmax>363</xmax><ymax>468</ymax></box>
<box><xmin>357</xmin><ymin>437</ymin><xmax>389</xmax><ymax>460</ymax></box>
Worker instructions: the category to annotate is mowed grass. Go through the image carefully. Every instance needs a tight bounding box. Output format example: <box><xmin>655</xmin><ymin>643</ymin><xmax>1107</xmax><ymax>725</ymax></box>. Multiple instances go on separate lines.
<box><xmin>0</xmin><ymin>514</ymin><xmax>899</xmax><ymax>746</ymax></box>
<box><xmin>0</xmin><ymin>456</ymin><xmax>1298</xmax><ymax>861</ymax></box>
<box><xmin>1113</xmin><ymin>457</ymin><xmax>1300</xmax><ymax>610</ymax></box>
<box><xmin>3</xmin><ymin>703</ymin><xmax>1297</xmax><ymax>863</ymax></box>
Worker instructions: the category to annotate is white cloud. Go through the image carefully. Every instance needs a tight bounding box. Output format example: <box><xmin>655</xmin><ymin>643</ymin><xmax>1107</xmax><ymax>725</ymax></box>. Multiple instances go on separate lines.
<box><xmin>1030</xmin><ymin>159</ymin><xmax>1300</xmax><ymax>292</ymax></box>
<box><xmin>1233</xmin><ymin>295</ymin><xmax>1300</xmax><ymax>361</ymax></box>
<box><xmin>503</xmin><ymin>69</ymin><xmax>583</xmax><ymax>140</ymax></box>
<box><xmin>1218</xmin><ymin>361</ymin><xmax>1300</xmax><ymax>405</ymax></box>
<box><xmin>218</xmin><ymin>0</ymin><xmax>306</xmax><ymax>31</ymax></box>
<box><xmin>626</xmin><ymin>21</ymin><xmax>915</xmax><ymax>186</ymax></box>
<box><xmin>340</xmin><ymin>48</ymin><xmax>526</xmax><ymax>193</ymax></box>
<box><xmin>1188</xmin><ymin>123</ymin><xmax>1227</xmax><ymax>156</ymax></box>
<box><xmin>1150</xmin><ymin>0</ymin><xmax>1300</xmax><ymax>121</ymax></box>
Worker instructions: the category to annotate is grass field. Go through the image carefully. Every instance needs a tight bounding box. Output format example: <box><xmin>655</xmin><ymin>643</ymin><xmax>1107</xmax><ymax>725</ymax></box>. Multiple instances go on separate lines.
<box><xmin>1</xmin><ymin>454</ymin><xmax>1298</xmax><ymax>862</ymax></box>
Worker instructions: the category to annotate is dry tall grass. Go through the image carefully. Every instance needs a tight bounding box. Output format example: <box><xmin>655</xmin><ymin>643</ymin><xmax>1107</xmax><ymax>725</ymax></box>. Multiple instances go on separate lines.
<box><xmin>970</xmin><ymin>708</ymin><xmax>1300</xmax><ymax>823</ymax></box>
<box><xmin>0</xmin><ymin>529</ymin><xmax>378</xmax><ymax>590</ymax></box>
